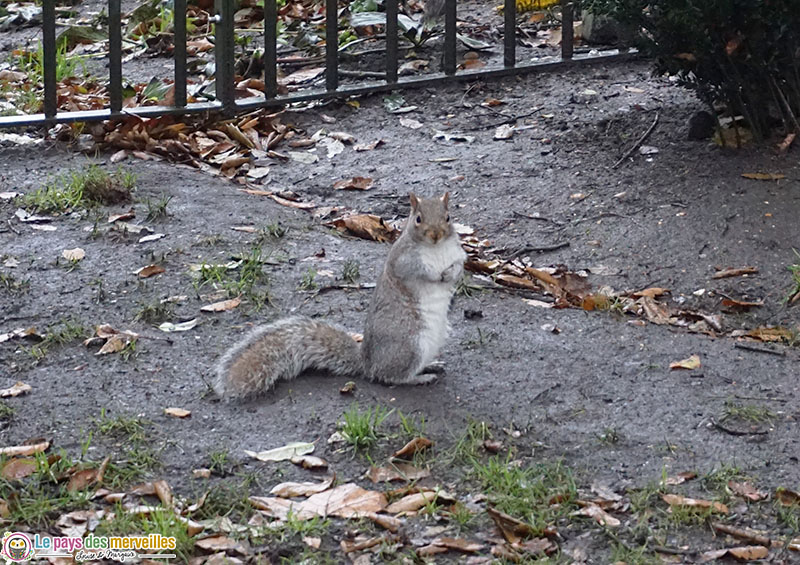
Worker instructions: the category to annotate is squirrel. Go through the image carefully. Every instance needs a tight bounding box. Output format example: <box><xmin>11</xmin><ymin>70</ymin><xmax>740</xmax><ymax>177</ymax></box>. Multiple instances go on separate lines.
<box><xmin>213</xmin><ymin>192</ymin><xmax>467</xmax><ymax>398</ymax></box>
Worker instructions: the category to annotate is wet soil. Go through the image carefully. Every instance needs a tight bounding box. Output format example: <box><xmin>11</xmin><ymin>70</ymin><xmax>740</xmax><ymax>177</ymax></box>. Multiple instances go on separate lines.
<box><xmin>1</xmin><ymin>59</ymin><xmax>799</xmax><ymax>562</ymax></box>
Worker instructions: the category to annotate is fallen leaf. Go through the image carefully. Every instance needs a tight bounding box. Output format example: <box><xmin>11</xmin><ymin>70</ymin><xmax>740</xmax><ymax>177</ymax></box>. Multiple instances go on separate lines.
<box><xmin>745</xmin><ymin>326</ymin><xmax>795</xmax><ymax>342</ymax></box>
<box><xmin>487</xmin><ymin>506</ymin><xmax>536</xmax><ymax>543</ymax></box>
<box><xmin>164</xmin><ymin>407</ymin><xmax>191</xmax><ymax>419</ymax></box>
<box><xmin>728</xmin><ymin>481</ymin><xmax>768</xmax><ymax>502</ymax></box>
<box><xmin>366</xmin><ymin>462</ymin><xmax>431</xmax><ymax>483</ymax></box>
<box><xmin>662</xmin><ymin>493</ymin><xmax>728</xmax><ymax>513</ymax></box>
<box><xmin>193</xmin><ymin>468</ymin><xmax>212</xmax><ymax>479</ymax></box>
<box><xmin>97</xmin><ymin>333</ymin><xmax>136</xmax><ymax>355</ymax></box>
<box><xmin>333</xmin><ymin>176</ymin><xmax>374</xmax><ymax>191</ymax></box>
<box><xmin>400</xmin><ymin>118</ymin><xmax>424</xmax><ymax>130</ymax></box>
<box><xmin>365</xmin><ymin>511</ymin><xmax>402</xmax><ymax>532</ymax></box>
<box><xmin>303</xmin><ymin>536</ymin><xmax>321</xmax><ymax>549</ymax></box>
<box><xmin>270</xmin><ymin>475</ymin><xmax>335</xmax><ymax>498</ymax></box>
<box><xmin>741</xmin><ymin>172</ymin><xmax>785</xmax><ymax>181</ymax></box>
<box><xmin>2</xmin><ymin>458</ymin><xmax>38</xmax><ymax>480</ymax></box>
<box><xmin>776</xmin><ymin>487</ymin><xmax>800</xmax><ymax>506</ymax></box>
<box><xmin>698</xmin><ymin>545</ymin><xmax>769</xmax><ymax>563</ymax></box>
<box><xmin>290</xmin><ymin>455</ymin><xmax>328</xmax><ymax>470</ymax></box>
<box><xmin>385</xmin><ymin>490</ymin><xmax>438</xmax><ymax>514</ymax></box>
<box><xmin>392</xmin><ymin>437</ymin><xmax>433</xmax><ymax>459</ymax></box>
<box><xmin>0</xmin><ymin>440</ymin><xmax>50</xmax><ymax>457</ymax></box>
<box><xmin>158</xmin><ymin>319</ymin><xmax>199</xmax><ymax>332</ymax></box>
<box><xmin>135</xmin><ymin>264</ymin><xmax>165</xmax><ymax>278</ymax></box>
<box><xmin>721</xmin><ymin>298</ymin><xmax>763</xmax><ymax>310</ymax></box>
<box><xmin>354</xmin><ymin>139</ymin><xmax>385</xmax><ymax>151</ymax></box>
<box><xmin>153</xmin><ymin>479</ymin><xmax>173</xmax><ymax>507</ymax></box>
<box><xmin>630</xmin><ymin>287</ymin><xmax>669</xmax><ymax>299</ymax></box>
<box><xmin>245</xmin><ymin>441</ymin><xmax>314</xmax><ymax>462</ymax></box>
<box><xmin>712</xmin><ymin>266</ymin><xmax>758</xmax><ymax>279</ymax></box>
<box><xmin>711</xmin><ymin>522</ymin><xmax>773</xmax><ymax>546</ymax></box>
<box><xmin>341</xmin><ymin>536</ymin><xmax>385</xmax><ymax>553</ymax></box>
<box><xmin>431</xmin><ymin>537</ymin><xmax>484</xmax><ymax>553</ymax></box>
<box><xmin>669</xmin><ymin>354</ymin><xmax>701</xmax><ymax>370</ymax></box>
<box><xmin>200</xmin><ymin>297</ymin><xmax>241</xmax><ymax>312</ymax></box>
<box><xmin>194</xmin><ymin>535</ymin><xmax>249</xmax><ymax>555</ymax></box>
<box><xmin>662</xmin><ymin>471</ymin><xmax>697</xmax><ymax>486</ymax></box>
<box><xmin>777</xmin><ymin>133</ymin><xmax>796</xmax><ymax>153</ymax></box>
<box><xmin>62</xmin><ymin>248</ymin><xmax>85</xmax><ymax>262</ymax></box>
<box><xmin>67</xmin><ymin>456</ymin><xmax>111</xmax><ymax>491</ymax></box>
<box><xmin>288</xmin><ymin>151</ymin><xmax>319</xmax><ymax>164</ymax></box>
<box><xmin>108</xmin><ymin>211</ymin><xmax>135</xmax><ymax>223</ymax></box>
<box><xmin>494</xmin><ymin>124</ymin><xmax>515</xmax><ymax>140</ymax></box>
<box><xmin>138</xmin><ymin>233</ymin><xmax>166</xmax><ymax>243</ymax></box>
<box><xmin>0</xmin><ymin>381</ymin><xmax>32</xmax><ymax>397</ymax></box>
<box><xmin>573</xmin><ymin>503</ymin><xmax>621</xmax><ymax>527</ymax></box>
<box><xmin>325</xmin><ymin>214</ymin><xmax>399</xmax><ymax>243</ymax></box>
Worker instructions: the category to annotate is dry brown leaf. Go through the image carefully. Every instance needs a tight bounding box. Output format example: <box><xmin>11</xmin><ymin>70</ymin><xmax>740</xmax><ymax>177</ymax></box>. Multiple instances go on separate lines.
<box><xmin>97</xmin><ymin>333</ymin><xmax>136</xmax><ymax>355</ymax></box>
<box><xmin>365</xmin><ymin>511</ymin><xmax>402</xmax><ymax>532</ymax></box>
<box><xmin>417</xmin><ymin>544</ymin><xmax>449</xmax><ymax>556</ymax></box>
<box><xmin>325</xmin><ymin>214</ymin><xmax>399</xmax><ymax>243</ymax></box>
<box><xmin>366</xmin><ymin>462</ymin><xmax>430</xmax><ymax>483</ymax></box>
<box><xmin>487</xmin><ymin>506</ymin><xmax>536</xmax><ymax>544</ymax></box>
<box><xmin>108</xmin><ymin>210</ymin><xmax>135</xmax><ymax>223</ymax></box>
<box><xmin>776</xmin><ymin>487</ymin><xmax>800</xmax><ymax>506</ymax></box>
<box><xmin>662</xmin><ymin>493</ymin><xmax>728</xmax><ymax>513</ymax></box>
<box><xmin>698</xmin><ymin>545</ymin><xmax>769</xmax><ymax>562</ymax></box>
<box><xmin>0</xmin><ymin>381</ymin><xmax>32</xmax><ymax>397</ymax></box>
<box><xmin>341</xmin><ymin>536</ymin><xmax>385</xmax><ymax>553</ymax></box>
<box><xmin>741</xmin><ymin>172</ymin><xmax>785</xmax><ymax>181</ymax></box>
<box><xmin>200</xmin><ymin>297</ymin><xmax>241</xmax><ymax>312</ymax></box>
<box><xmin>669</xmin><ymin>354</ymin><xmax>701</xmax><ymax>370</ymax></box>
<box><xmin>290</xmin><ymin>455</ymin><xmax>328</xmax><ymax>470</ymax></box>
<box><xmin>728</xmin><ymin>481</ymin><xmax>768</xmax><ymax>502</ymax></box>
<box><xmin>777</xmin><ymin>132</ymin><xmax>796</xmax><ymax>153</ymax></box>
<box><xmin>432</xmin><ymin>537</ymin><xmax>485</xmax><ymax>553</ymax></box>
<box><xmin>354</xmin><ymin>139</ymin><xmax>384</xmax><ymax>151</ymax></box>
<box><xmin>513</xmin><ymin>537</ymin><xmax>557</xmax><ymax>556</ymax></box>
<box><xmin>663</xmin><ymin>471</ymin><xmax>697</xmax><ymax>486</ymax></box>
<box><xmin>745</xmin><ymin>327</ymin><xmax>795</xmax><ymax>343</ymax></box>
<box><xmin>195</xmin><ymin>535</ymin><xmax>249</xmax><ymax>555</ymax></box>
<box><xmin>712</xmin><ymin>266</ymin><xmax>758</xmax><ymax>279</ymax></box>
<box><xmin>302</xmin><ymin>536</ymin><xmax>321</xmax><ymax>549</ymax></box>
<box><xmin>630</xmin><ymin>287</ymin><xmax>669</xmax><ymax>299</ymax></box>
<box><xmin>153</xmin><ymin>479</ymin><xmax>173</xmax><ymax>507</ymax></box>
<box><xmin>67</xmin><ymin>456</ymin><xmax>110</xmax><ymax>491</ymax></box>
<box><xmin>392</xmin><ymin>437</ymin><xmax>433</xmax><ymax>459</ymax></box>
<box><xmin>0</xmin><ymin>440</ymin><xmax>50</xmax><ymax>457</ymax></box>
<box><xmin>164</xmin><ymin>407</ymin><xmax>191</xmax><ymax>418</ymax></box>
<box><xmin>333</xmin><ymin>176</ymin><xmax>374</xmax><ymax>191</ymax></box>
<box><xmin>193</xmin><ymin>468</ymin><xmax>212</xmax><ymax>479</ymax></box>
<box><xmin>305</xmin><ymin>483</ymin><xmax>387</xmax><ymax>518</ymax></box>
<box><xmin>129</xmin><ymin>482</ymin><xmax>157</xmax><ymax>496</ymax></box>
<box><xmin>2</xmin><ymin>457</ymin><xmax>38</xmax><ymax>480</ymax></box>
<box><xmin>573</xmin><ymin>503</ymin><xmax>621</xmax><ymax>527</ymax></box>
<box><xmin>135</xmin><ymin>264</ymin><xmax>166</xmax><ymax>278</ymax></box>
<box><xmin>721</xmin><ymin>298</ymin><xmax>763</xmax><ymax>310</ymax></box>
<box><xmin>496</xmin><ymin>273</ymin><xmax>540</xmax><ymax>290</ymax></box>
<box><xmin>270</xmin><ymin>475</ymin><xmax>335</xmax><ymax>498</ymax></box>
<box><xmin>385</xmin><ymin>491</ymin><xmax>438</xmax><ymax>514</ymax></box>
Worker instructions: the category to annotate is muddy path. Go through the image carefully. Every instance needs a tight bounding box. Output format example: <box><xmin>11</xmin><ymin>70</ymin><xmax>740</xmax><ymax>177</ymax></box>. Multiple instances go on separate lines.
<box><xmin>1</xmin><ymin>59</ymin><xmax>799</xmax><ymax>563</ymax></box>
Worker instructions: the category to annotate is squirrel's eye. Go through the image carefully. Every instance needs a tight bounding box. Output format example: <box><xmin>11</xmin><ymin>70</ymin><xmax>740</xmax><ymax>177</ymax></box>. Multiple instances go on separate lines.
<box><xmin>446</xmin><ymin>214</ymin><xmax>450</xmax><ymax>222</ymax></box>
<box><xmin>415</xmin><ymin>215</ymin><xmax>421</xmax><ymax>224</ymax></box>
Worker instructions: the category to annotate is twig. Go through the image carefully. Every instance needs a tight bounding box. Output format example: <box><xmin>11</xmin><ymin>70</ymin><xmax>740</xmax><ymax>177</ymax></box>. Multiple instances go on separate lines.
<box><xmin>338</xmin><ymin>69</ymin><xmax>386</xmax><ymax>80</ymax></box>
<box><xmin>612</xmin><ymin>112</ymin><xmax>660</xmax><ymax>169</ymax></box>
<box><xmin>6</xmin><ymin>219</ymin><xmax>21</xmax><ymax>235</ymax></box>
<box><xmin>464</xmin><ymin>108</ymin><xmax>543</xmax><ymax>131</ymax></box>
<box><xmin>734</xmin><ymin>342</ymin><xmax>786</xmax><ymax>357</ymax></box>
<box><xmin>653</xmin><ymin>546</ymin><xmax>696</xmax><ymax>556</ymax></box>
<box><xmin>512</xmin><ymin>211</ymin><xmax>565</xmax><ymax>226</ymax></box>
<box><xmin>501</xmin><ymin>242</ymin><xmax>570</xmax><ymax>260</ymax></box>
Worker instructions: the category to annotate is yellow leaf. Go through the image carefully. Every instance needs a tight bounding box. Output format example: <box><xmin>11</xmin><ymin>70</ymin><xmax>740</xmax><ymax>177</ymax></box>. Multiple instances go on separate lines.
<box><xmin>669</xmin><ymin>354</ymin><xmax>701</xmax><ymax>370</ymax></box>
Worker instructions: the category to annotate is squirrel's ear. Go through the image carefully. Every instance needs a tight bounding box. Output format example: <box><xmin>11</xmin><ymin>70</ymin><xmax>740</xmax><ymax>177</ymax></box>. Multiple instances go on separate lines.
<box><xmin>441</xmin><ymin>192</ymin><xmax>450</xmax><ymax>208</ymax></box>
<box><xmin>409</xmin><ymin>192</ymin><xmax>419</xmax><ymax>210</ymax></box>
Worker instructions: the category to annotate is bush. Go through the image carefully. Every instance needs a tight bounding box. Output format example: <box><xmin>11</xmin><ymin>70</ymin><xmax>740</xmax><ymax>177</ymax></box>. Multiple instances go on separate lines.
<box><xmin>584</xmin><ymin>0</ymin><xmax>800</xmax><ymax>142</ymax></box>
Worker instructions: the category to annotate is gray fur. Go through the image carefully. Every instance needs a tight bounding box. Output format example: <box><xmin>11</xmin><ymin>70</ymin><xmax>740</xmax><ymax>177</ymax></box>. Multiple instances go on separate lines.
<box><xmin>214</xmin><ymin>193</ymin><xmax>466</xmax><ymax>398</ymax></box>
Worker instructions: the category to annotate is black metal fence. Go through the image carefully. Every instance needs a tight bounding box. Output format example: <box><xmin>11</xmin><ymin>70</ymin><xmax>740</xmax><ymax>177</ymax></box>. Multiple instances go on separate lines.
<box><xmin>0</xmin><ymin>0</ymin><xmax>630</xmax><ymax>129</ymax></box>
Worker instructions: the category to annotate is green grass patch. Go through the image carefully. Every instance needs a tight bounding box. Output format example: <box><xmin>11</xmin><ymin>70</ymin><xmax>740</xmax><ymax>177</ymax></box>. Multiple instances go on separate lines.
<box><xmin>24</xmin><ymin>165</ymin><xmax>136</xmax><ymax>213</ymax></box>
<box><xmin>339</xmin><ymin>404</ymin><xmax>393</xmax><ymax>453</ymax></box>
<box><xmin>95</xmin><ymin>504</ymin><xmax>195</xmax><ymax>561</ymax></box>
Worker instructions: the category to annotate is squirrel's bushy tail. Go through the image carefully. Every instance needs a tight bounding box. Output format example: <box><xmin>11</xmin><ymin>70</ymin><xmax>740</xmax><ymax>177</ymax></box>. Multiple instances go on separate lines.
<box><xmin>213</xmin><ymin>316</ymin><xmax>363</xmax><ymax>398</ymax></box>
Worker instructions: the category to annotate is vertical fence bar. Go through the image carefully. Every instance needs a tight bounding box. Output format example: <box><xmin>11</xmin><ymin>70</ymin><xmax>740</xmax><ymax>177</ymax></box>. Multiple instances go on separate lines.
<box><xmin>561</xmin><ymin>0</ymin><xmax>573</xmax><ymax>60</ymax></box>
<box><xmin>325</xmin><ymin>0</ymin><xmax>338</xmax><ymax>91</ymax></box>
<box><xmin>42</xmin><ymin>0</ymin><xmax>57</xmax><ymax>118</ymax></box>
<box><xmin>443</xmin><ymin>0</ymin><xmax>457</xmax><ymax>75</ymax></box>
<box><xmin>503</xmin><ymin>0</ymin><xmax>515</xmax><ymax>68</ymax></box>
<box><xmin>263</xmin><ymin>0</ymin><xmax>278</xmax><ymax>98</ymax></box>
<box><xmin>385</xmin><ymin>0</ymin><xmax>398</xmax><ymax>83</ymax></box>
<box><xmin>174</xmin><ymin>0</ymin><xmax>187</xmax><ymax>106</ymax></box>
<box><xmin>214</xmin><ymin>0</ymin><xmax>236</xmax><ymax>112</ymax></box>
<box><xmin>108</xmin><ymin>0</ymin><xmax>122</xmax><ymax>112</ymax></box>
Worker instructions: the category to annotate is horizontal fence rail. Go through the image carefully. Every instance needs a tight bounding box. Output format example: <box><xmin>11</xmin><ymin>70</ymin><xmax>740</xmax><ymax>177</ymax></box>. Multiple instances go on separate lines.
<box><xmin>0</xmin><ymin>0</ymin><xmax>633</xmax><ymax>129</ymax></box>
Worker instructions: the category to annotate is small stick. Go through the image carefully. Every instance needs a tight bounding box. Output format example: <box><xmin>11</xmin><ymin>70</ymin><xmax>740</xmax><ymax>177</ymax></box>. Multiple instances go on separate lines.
<box><xmin>734</xmin><ymin>342</ymin><xmax>786</xmax><ymax>357</ymax></box>
<box><xmin>612</xmin><ymin>112</ymin><xmax>660</xmax><ymax>169</ymax></box>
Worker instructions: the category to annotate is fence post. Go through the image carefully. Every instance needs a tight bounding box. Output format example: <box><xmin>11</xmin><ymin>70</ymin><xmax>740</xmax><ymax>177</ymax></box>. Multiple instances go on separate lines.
<box><xmin>174</xmin><ymin>0</ymin><xmax>187</xmax><ymax>107</ymax></box>
<box><xmin>325</xmin><ymin>0</ymin><xmax>338</xmax><ymax>91</ymax></box>
<box><xmin>444</xmin><ymin>0</ymin><xmax>457</xmax><ymax>75</ymax></box>
<box><xmin>214</xmin><ymin>0</ymin><xmax>236</xmax><ymax>113</ymax></box>
<box><xmin>42</xmin><ymin>0</ymin><xmax>57</xmax><ymax>119</ymax></box>
<box><xmin>561</xmin><ymin>0</ymin><xmax>573</xmax><ymax>60</ymax></box>
<box><xmin>504</xmin><ymin>0</ymin><xmax>515</xmax><ymax>68</ymax></box>
<box><xmin>108</xmin><ymin>0</ymin><xmax>122</xmax><ymax>112</ymax></box>
<box><xmin>385</xmin><ymin>0</ymin><xmax>398</xmax><ymax>84</ymax></box>
<box><xmin>263</xmin><ymin>0</ymin><xmax>278</xmax><ymax>98</ymax></box>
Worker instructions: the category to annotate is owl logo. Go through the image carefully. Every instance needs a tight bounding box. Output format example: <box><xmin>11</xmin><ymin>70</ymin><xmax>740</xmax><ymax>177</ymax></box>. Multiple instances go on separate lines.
<box><xmin>1</xmin><ymin>532</ymin><xmax>34</xmax><ymax>563</ymax></box>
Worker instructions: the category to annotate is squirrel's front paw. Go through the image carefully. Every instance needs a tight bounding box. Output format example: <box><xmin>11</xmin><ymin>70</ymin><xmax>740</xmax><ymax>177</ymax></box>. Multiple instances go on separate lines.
<box><xmin>440</xmin><ymin>263</ymin><xmax>461</xmax><ymax>282</ymax></box>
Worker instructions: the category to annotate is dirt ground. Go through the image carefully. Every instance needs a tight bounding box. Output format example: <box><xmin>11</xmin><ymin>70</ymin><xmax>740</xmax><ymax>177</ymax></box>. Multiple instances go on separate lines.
<box><xmin>2</xmin><ymin>59</ymin><xmax>799</xmax><ymax>563</ymax></box>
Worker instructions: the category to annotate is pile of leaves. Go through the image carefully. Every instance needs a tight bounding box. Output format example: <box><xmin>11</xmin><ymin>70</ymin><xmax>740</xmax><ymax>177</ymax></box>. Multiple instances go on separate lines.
<box><xmin>584</xmin><ymin>0</ymin><xmax>800</xmax><ymax>146</ymax></box>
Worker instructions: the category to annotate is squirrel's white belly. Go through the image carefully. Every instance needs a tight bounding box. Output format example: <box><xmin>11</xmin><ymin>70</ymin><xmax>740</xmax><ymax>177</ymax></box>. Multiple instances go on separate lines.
<box><xmin>414</xmin><ymin>239</ymin><xmax>464</xmax><ymax>370</ymax></box>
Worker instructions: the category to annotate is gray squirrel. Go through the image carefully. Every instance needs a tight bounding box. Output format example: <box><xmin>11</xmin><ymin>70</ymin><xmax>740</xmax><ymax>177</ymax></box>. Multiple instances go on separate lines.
<box><xmin>213</xmin><ymin>192</ymin><xmax>467</xmax><ymax>397</ymax></box>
